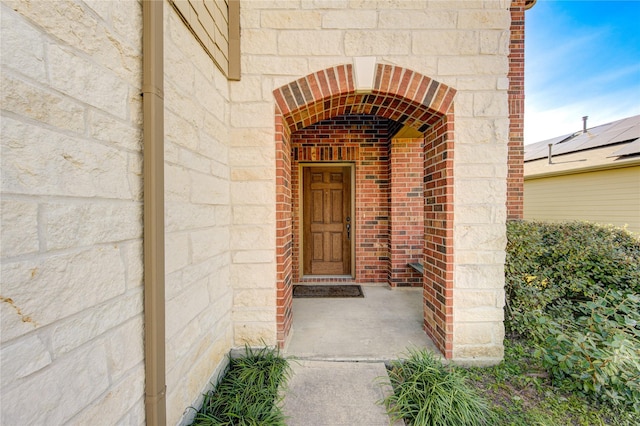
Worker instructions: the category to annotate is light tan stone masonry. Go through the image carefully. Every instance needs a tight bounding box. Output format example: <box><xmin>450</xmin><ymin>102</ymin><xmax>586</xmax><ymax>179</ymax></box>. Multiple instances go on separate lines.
<box><xmin>164</xmin><ymin>1</ymin><xmax>234</xmax><ymax>423</ymax></box>
<box><xmin>1</xmin><ymin>1</ymin><xmax>145</xmax><ymax>424</ymax></box>
<box><xmin>1</xmin><ymin>0</ymin><xmax>517</xmax><ymax>424</ymax></box>
<box><xmin>1</xmin><ymin>1</ymin><xmax>235</xmax><ymax>424</ymax></box>
<box><xmin>235</xmin><ymin>0</ymin><xmax>510</xmax><ymax>363</ymax></box>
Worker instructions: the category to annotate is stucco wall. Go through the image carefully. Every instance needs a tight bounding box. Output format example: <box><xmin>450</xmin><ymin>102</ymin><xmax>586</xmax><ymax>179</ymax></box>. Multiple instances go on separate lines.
<box><xmin>234</xmin><ymin>0</ymin><xmax>509</xmax><ymax>362</ymax></box>
<box><xmin>1</xmin><ymin>1</ymin><xmax>145</xmax><ymax>423</ymax></box>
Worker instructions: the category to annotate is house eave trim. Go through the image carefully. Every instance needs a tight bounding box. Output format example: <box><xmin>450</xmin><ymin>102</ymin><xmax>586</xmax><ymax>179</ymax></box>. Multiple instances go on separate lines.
<box><xmin>524</xmin><ymin>159</ymin><xmax>640</xmax><ymax>181</ymax></box>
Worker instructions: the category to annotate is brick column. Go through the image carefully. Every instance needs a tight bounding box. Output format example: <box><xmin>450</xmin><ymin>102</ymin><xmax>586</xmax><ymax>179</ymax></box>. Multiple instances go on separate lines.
<box><xmin>507</xmin><ymin>0</ymin><xmax>527</xmax><ymax>219</ymax></box>
<box><xmin>275</xmin><ymin>112</ymin><xmax>293</xmax><ymax>346</ymax></box>
<box><xmin>390</xmin><ymin>138</ymin><xmax>424</xmax><ymax>287</ymax></box>
<box><xmin>423</xmin><ymin>114</ymin><xmax>455</xmax><ymax>358</ymax></box>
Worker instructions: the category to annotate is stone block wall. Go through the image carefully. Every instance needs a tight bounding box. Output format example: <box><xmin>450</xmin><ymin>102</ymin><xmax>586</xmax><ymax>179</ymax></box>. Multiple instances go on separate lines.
<box><xmin>237</xmin><ymin>0</ymin><xmax>511</xmax><ymax>362</ymax></box>
<box><xmin>1</xmin><ymin>1</ymin><xmax>145</xmax><ymax>424</ymax></box>
<box><xmin>0</xmin><ymin>1</ymin><xmax>522</xmax><ymax>423</ymax></box>
<box><xmin>164</xmin><ymin>2</ymin><xmax>234</xmax><ymax>423</ymax></box>
<box><xmin>1</xmin><ymin>1</ymin><xmax>237</xmax><ymax>424</ymax></box>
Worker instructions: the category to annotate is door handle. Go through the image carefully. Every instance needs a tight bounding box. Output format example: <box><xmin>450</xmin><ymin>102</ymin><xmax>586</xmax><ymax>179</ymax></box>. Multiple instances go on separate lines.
<box><xmin>346</xmin><ymin>216</ymin><xmax>351</xmax><ymax>240</ymax></box>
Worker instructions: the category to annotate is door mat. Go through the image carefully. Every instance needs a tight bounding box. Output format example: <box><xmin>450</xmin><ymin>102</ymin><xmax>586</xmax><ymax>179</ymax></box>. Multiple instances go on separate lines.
<box><xmin>293</xmin><ymin>285</ymin><xmax>364</xmax><ymax>298</ymax></box>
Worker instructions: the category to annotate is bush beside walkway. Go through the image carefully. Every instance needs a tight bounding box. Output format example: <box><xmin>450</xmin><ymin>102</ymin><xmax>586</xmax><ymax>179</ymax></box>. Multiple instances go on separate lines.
<box><xmin>385</xmin><ymin>221</ymin><xmax>639</xmax><ymax>425</ymax></box>
<box><xmin>505</xmin><ymin>221</ymin><xmax>639</xmax><ymax>411</ymax></box>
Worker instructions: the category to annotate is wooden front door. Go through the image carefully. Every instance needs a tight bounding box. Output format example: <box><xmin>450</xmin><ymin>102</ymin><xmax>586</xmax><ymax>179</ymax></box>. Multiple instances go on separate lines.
<box><xmin>303</xmin><ymin>166</ymin><xmax>352</xmax><ymax>275</ymax></box>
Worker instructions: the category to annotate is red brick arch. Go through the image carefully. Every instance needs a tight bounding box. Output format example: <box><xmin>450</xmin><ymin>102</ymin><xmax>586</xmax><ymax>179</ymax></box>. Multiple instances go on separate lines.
<box><xmin>274</xmin><ymin>64</ymin><xmax>455</xmax><ymax>133</ymax></box>
<box><xmin>274</xmin><ymin>64</ymin><xmax>456</xmax><ymax>358</ymax></box>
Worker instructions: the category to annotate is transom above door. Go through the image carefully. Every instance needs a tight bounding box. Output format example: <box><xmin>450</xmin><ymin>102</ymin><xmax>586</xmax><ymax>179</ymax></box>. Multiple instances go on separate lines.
<box><xmin>302</xmin><ymin>165</ymin><xmax>353</xmax><ymax>276</ymax></box>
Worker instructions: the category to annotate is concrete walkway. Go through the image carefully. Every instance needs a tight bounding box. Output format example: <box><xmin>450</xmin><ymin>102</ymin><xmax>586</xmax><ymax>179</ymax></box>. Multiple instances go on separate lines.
<box><xmin>282</xmin><ymin>360</ymin><xmax>402</xmax><ymax>426</ymax></box>
<box><xmin>282</xmin><ymin>286</ymin><xmax>438</xmax><ymax>425</ymax></box>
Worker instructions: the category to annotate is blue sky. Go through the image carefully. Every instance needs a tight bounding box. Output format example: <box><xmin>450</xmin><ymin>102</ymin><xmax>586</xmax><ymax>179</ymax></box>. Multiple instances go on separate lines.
<box><xmin>524</xmin><ymin>0</ymin><xmax>640</xmax><ymax>144</ymax></box>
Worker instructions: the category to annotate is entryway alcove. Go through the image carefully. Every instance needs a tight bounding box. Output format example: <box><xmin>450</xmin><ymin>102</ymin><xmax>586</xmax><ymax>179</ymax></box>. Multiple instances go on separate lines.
<box><xmin>274</xmin><ymin>63</ymin><xmax>457</xmax><ymax>359</ymax></box>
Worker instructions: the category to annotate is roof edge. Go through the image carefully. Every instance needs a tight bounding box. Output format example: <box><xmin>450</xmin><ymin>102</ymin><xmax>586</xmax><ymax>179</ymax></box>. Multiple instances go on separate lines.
<box><xmin>524</xmin><ymin>158</ymin><xmax>640</xmax><ymax>181</ymax></box>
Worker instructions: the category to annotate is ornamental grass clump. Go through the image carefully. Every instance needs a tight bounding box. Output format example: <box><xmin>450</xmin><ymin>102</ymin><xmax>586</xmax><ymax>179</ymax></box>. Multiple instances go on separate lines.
<box><xmin>191</xmin><ymin>345</ymin><xmax>290</xmax><ymax>426</ymax></box>
<box><xmin>383</xmin><ymin>349</ymin><xmax>493</xmax><ymax>426</ymax></box>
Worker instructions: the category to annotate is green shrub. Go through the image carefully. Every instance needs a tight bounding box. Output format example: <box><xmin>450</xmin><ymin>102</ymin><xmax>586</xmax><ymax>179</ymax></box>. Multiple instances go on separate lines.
<box><xmin>382</xmin><ymin>349</ymin><xmax>493</xmax><ymax>426</ymax></box>
<box><xmin>191</xmin><ymin>346</ymin><xmax>290</xmax><ymax>426</ymax></box>
<box><xmin>505</xmin><ymin>221</ymin><xmax>640</xmax><ymax>409</ymax></box>
<box><xmin>505</xmin><ymin>221</ymin><xmax>640</xmax><ymax>336</ymax></box>
<box><xmin>465</xmin><ymin>339</ymin><xmax>639</xmax><ymax>425</ymax></box>
<box><xmin>536</xmin><ymin>291</ymin><xmax>640</xmax><ymax>410</ymax></box>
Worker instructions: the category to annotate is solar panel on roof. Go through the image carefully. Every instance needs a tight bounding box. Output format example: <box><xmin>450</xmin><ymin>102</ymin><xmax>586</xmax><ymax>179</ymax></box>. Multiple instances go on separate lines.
<box><xmin>552</xmin><ymin>133</ymin><xmax>591</xmax><ymax>156</ymax></box>
<box><xmin>524</xmin><ymin>114</ymin><xmax>640</xmax><ymax>162</ymax></box>
<box><xmin>524</xmin><ymin>133</ymin><xmax>573</xmax><ymax>161</ymax></box>
<box><xmin>609</xmin><ymin>125</ymin><xmax>640</xmax><ymax>144</ymax></box>
<box><xmin>608</xmin><ymin>139</ymin><xmax>640</xmax><ymax>157</ymax></box>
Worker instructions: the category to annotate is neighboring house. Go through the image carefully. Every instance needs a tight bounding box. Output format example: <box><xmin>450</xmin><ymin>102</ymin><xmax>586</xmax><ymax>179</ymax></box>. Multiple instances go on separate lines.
<box><xmin>0</xmin><ymin>0</ymin><xmax>535</xmax><ymax>424</ymax></box>
<box><xmin>524</xmin><ymin>115</ymin><xmax>640</xmax><ymax>233</ymax></box>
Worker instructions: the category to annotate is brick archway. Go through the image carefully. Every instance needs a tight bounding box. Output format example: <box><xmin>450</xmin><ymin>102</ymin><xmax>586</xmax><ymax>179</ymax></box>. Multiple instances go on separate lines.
<box><xmin>275</xmin><ymin>64</ymin><xmax>456</xmax><ymax>358</ymax></box>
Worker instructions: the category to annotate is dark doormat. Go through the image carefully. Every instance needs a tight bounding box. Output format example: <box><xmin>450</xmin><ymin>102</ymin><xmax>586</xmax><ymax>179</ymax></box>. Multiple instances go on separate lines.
<box><xmin>293</xmin><ymin>285</ymin><xmax>364</xmax><ymax>298</ymax></box>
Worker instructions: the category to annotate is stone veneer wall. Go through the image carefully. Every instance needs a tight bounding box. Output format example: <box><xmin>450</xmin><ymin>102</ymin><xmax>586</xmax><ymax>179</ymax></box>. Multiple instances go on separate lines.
<box><xmin>1</xmin><ymin>1</ymin><xmax>146</xmax><ymax>424</ymax></box>
<box><xmin>163</xmin><ymin>2</ymin><xmax>234</xmax><ymax>424</ymax></box>
<box><xmin>0</xmin><ymin>1</ymin><xmax>520</xmax><ymax>423</ymax></box>
<box><xmin>238</xmin><ymin>1</ymin><xmax>510</xmax><ymax>363</ymax></box>
<box><xmin>1</xmin><ymin>1</ymin><xmax>236</xmax><ymax>424</ymax></box>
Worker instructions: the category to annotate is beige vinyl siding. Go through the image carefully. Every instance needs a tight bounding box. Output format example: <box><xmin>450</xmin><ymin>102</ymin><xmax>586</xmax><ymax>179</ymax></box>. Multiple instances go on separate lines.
<box><xmin>169</xmin><ymin>0</ymin><xmax>240</xmax><ymax>79</ymax></box>
<box><xmin>524</xmin><ymin>166</ymin><xmax>640</xmax><ymax>234</ymax></box>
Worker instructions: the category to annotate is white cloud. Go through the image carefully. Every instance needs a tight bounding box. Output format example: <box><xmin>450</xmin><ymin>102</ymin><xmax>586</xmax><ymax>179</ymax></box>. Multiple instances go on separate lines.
<box><xmin>525</xmin><ymin>91</ymin><xmax>640</xmax><ymax>144</ymax></box>
<box><xmin>523</xmin><ymin>1</ymin><xmax>640</xmax><ymax>144</ymax></box>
